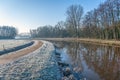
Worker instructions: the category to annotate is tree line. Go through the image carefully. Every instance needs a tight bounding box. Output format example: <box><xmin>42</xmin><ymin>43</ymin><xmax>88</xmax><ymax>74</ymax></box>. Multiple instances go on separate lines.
<box><xmin>83</xmin><ymin>0</ymin><xmax>120</xmax><ymax>39</ymax></box>
<box><xmin>0</xmin><ymin>26</ymin><xmax>18</xmax><ymax>39</ymax></box>
<box><xmin>30</xmin><ymin>0</ymin><xmax>120</xmax><ymax>40</ymax></box>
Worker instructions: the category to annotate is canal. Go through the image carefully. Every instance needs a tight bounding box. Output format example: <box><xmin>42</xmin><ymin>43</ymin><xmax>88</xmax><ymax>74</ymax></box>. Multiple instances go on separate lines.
<box><xmin>51</xmin><ymin>41</ymin><xmax>120</xmax><ymax>80</ymax></box>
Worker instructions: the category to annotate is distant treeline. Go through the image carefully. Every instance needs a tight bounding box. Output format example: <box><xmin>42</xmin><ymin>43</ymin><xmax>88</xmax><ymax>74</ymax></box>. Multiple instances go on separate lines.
<box><xmin>0</xmin><ymin>26</ymin><xmax>18</xmax><ymax>39</ymax></box>
<box><xmin>30</xmin><ymin>0</ymin><xmax>120</xmax><ymax>40</ymax></box>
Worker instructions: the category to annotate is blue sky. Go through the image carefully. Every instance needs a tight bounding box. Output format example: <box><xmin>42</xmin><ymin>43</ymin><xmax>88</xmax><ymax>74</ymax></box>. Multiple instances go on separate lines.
<box><xmin>0</xmin><ymin>0</ymin><xmax>105</xmax><ymax>33</ymax></box>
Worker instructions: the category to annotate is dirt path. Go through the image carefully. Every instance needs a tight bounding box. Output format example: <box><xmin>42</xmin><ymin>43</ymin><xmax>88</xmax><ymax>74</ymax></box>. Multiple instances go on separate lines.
<box><xmin>0</xmin><ymin>40</ymin><xmax>43</xmax><ymax>64</ymax></box>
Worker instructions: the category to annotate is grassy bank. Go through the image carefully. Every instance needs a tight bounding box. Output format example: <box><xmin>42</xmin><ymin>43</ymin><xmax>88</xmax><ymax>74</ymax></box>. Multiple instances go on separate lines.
<box><xmin>39</xmin><ymin>38</ymin><xmax>120</xmax><ymax>46</ymax></box>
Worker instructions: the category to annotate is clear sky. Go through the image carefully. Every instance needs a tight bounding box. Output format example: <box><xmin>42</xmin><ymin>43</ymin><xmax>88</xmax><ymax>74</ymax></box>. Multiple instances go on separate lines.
<box><xmin>0</xmin><ymin>0</ymin><xmax>105</xmax><ymax>33</ymax></box>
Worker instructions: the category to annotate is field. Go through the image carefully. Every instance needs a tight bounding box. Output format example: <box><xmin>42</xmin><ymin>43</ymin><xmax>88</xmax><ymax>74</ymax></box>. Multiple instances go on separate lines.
<box><xmin>0</xmin><ymin>40</ymin><xmax>59</xmax><ymax>80</ymax></box>
<box><xmin>0</xmin><ymin>40</ymin><xmax>31</xmax><ymax>51</ymax></box>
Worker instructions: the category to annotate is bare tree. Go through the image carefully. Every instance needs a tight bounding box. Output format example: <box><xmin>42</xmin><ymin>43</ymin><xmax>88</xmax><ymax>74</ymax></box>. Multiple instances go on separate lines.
<box><xmin>66</xmin><ymin>4</ymin><xmax>83</xmax><ymax>37</ymax></box>
<box><xmin>31</xmin><ymin>0</ymin><xmax>120</xmax><ymax>40</ymax></box>
<box><xmin>0</xmin><ymin>26</ymin><xmax>18</xmax><ymax>39</ymax></box>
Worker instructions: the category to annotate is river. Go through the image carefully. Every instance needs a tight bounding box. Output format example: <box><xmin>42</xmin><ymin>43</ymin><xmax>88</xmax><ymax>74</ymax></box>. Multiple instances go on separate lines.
<box><xmin>50</xmin><ymin>41</ymin><xmax>120</xmax><ymax>80</ymax></box>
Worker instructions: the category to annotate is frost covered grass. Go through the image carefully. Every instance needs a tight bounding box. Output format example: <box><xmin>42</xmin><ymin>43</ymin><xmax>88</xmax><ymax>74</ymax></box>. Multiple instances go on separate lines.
<box><xmin>0</xmin><ymin>40</ymin><xmax>31</xmax><ymax>50</ymax></box>
<box><xmin>0</xmin><ymin>41</ymin><xmax>60</xmax><ymax>80</ymax></box>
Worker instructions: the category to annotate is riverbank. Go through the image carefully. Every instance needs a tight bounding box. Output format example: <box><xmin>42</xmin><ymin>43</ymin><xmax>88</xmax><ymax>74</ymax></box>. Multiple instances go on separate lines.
<box><xmin>54</xmin><ymin>45</ymin><xmax>86</xmax><ymax>80</ymax></box>
<box><xmin>0</xmin><ymin>41</ymin><xmax>60</xmax><ymax>80</ymax></box>
<box><xmin>40</xmin><ymin>38</ymin><xmax>120</xmax><ymax>46</ymax></box>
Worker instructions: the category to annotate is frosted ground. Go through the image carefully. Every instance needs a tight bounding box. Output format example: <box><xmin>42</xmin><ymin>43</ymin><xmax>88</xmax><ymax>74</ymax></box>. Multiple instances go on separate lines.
<box><xmin>0</xmin><ymin>41</ymin><xmax>60</xmax><ymax>80</ymax></box>
<box><xmin>0</xmin><ymin>40</ymin><xmax>31</xmax><ymax>51</ymax></box>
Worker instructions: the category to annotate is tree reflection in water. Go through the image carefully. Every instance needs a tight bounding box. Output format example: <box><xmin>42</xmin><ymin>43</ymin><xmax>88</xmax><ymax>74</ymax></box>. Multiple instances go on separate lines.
<box><xmin>81</xmin><ymin>44</ymin><xmax>120</xmax><ymax>80</ymax></box>
<box><xmin>51</xmin><ymin>41</ymin><xmax>120</xmax><ymax>80</ymax></box>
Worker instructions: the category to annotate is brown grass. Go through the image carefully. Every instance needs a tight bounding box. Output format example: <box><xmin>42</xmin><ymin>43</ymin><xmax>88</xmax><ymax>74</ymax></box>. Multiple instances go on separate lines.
<box><xmin>0</xmin><ymin>40</ymin><xmax>43</xmax><ymax>64</ymax></box>
<box><xmin>40</xmin><ymin>38</ymin><xmax>120</xmax><ymax>46</ymax></box>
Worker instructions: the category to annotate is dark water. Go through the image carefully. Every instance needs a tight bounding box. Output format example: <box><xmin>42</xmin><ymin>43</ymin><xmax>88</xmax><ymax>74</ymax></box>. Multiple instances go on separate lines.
<box><xmin>51</xmin><ymin>41</ymin><xmax>120</xmax><ymax>80</ymax></box>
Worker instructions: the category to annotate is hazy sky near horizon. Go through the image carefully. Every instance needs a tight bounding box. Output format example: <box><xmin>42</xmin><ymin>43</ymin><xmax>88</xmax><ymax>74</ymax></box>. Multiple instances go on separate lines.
<box><xmin>0</xmin><ymin>0</ymin><xmax>105</xmax><ymax>33</ymax></box>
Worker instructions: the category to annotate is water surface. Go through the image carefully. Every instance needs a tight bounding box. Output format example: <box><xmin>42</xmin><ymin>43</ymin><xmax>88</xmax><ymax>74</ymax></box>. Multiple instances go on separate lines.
<box><xmin>51</xmin><ymin>41</ymin><xmax>120</xmax><ymax>80</ymax></box>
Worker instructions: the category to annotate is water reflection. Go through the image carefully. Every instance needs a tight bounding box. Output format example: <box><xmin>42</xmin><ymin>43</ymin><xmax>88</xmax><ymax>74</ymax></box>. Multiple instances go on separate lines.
<box><xmin>81</xmin><ymin>44</ymin><xmax>120</xmax><ymax>80</ymax></box>
<box><xmin>52</xmin><ymin>41</ymin><xmax>120</xmax><ymax>80</ymax></box>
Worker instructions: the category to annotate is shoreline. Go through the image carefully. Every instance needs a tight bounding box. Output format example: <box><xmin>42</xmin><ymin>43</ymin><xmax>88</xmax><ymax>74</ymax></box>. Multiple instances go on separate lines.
<box><xmin>39</xmin><ymin>38</ymin><xmax>120</xmax><ymax>47</ymax></box>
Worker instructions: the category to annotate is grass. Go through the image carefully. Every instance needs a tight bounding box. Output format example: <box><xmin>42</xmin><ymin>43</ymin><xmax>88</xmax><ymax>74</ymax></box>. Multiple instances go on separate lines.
<box><xmin>0</xmin><ymin>40</ymin><xmax>43</xmax><ymax>64</ymax></box>
<box><xmin>39</xmin><ymin>38</ymin><xmax>120</xmax><ymax>46</ymax></box>
<box><xmin>0</xmin><ymin>40</ymin><xmax>31</xmax><ymax>50</ymax></box>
